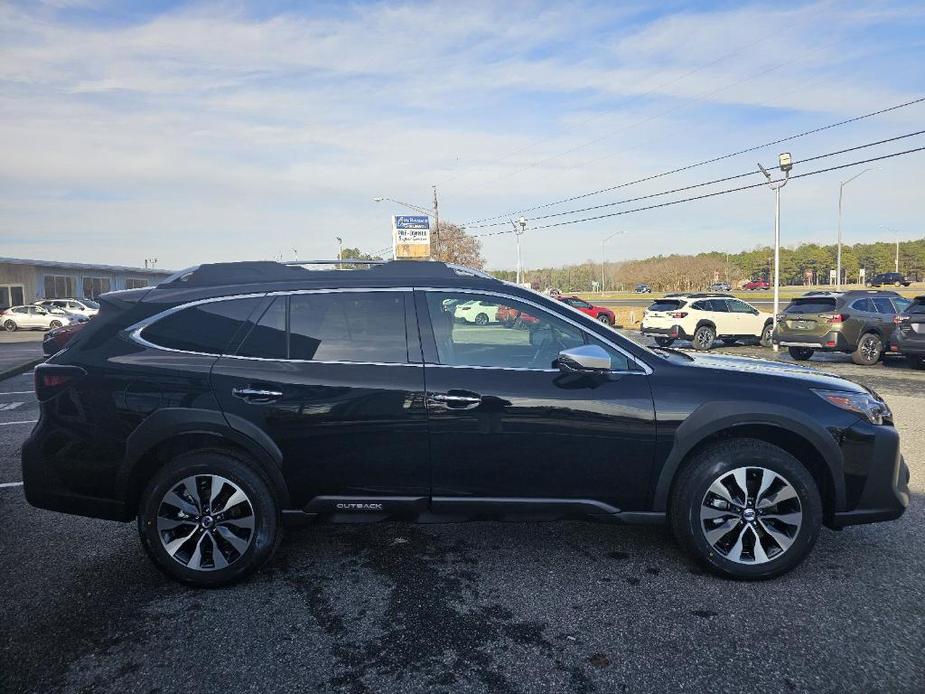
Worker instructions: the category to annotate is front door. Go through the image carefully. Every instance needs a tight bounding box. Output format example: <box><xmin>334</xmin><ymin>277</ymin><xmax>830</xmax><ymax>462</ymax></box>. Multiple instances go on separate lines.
<box><xmin>418</xmin><ymin>290</ymin><xmax>656</xmax><ymax>516</ymax></box>
<box><xmin>211</xmin><ymin>290</ymin><xmax>430</xmax><ymax>511</ymax></box>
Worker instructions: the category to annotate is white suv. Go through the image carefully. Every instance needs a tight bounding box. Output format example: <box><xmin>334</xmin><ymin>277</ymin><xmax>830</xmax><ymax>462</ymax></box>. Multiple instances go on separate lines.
<box><xmin>641</xmin><ymin>294</ymin><xmax>773</xmax><ymax>350</ymax></box>
<box><xmin>36</xmin><ymin>298</ymin><xmax>100</xmax><ymax>318</ymax></box>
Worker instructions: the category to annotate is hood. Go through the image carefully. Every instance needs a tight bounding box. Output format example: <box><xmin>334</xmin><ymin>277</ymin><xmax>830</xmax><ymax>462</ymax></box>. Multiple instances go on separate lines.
<box><xmin>680</xmin><ymin>351</ymin><xmax>867</xmax><ymax>393</ymax></box>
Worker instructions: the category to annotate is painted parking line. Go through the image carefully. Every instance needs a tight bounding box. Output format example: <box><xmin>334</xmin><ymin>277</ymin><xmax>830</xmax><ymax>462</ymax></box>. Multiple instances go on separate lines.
<box><xmin>0</xmin><ymin>420</ymin><xmax>37</xmax><ymax>426</ymax></box>
<box><xmin>0</xmin><ymin>402</ymin><xmax>23</xmax><ymax>411</ymax></box>
<box><xmin>0</xmin><ymin>481</ymin><xmax>23</xmax><ymax>489</ymax></box>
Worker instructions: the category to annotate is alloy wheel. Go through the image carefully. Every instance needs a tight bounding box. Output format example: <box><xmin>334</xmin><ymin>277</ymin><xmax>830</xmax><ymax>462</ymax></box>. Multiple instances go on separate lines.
<box><xmin>156</xmin><ymin>474</ymin><xmax>255</xmax><ymax>571</ymax></box>
<box><xmin>699</xmin><ymin>466</ymin><xmax>802</xmax><ymax>565</ymax></box>
<box><xmin>860</xmin><ymin>335</ymin><xmax>881</xmax><ymax>362</ymax></box>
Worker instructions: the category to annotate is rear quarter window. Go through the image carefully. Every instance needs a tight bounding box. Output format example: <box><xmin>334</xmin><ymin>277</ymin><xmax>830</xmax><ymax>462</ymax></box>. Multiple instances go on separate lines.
<box><xmin>648</xmin><ymin>300</ymin><xmax>685</xmax><ymax>311</ymax></box>
<box><xmin>141</xmin><ymin>297</ymin><xmax>262</xmax><ymax>354</ymax></box>
<box><xmin>784</xmin><ymin>298</ymin><xmax>837</xmax><ymax>314</ymax></box>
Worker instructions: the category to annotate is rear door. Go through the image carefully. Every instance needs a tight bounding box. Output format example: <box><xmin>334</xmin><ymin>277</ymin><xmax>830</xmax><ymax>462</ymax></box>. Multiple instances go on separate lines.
<box><xmin>210</xmin><ymin>289</ymin><xmax>430</xmax><ymax>511</ymax></box>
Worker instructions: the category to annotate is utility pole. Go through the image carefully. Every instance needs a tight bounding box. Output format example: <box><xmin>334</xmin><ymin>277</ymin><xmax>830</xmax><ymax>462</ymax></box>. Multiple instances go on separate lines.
<box><xmin>144</xmin><ymin>258</ymin><xmax>158</xmax><ymax>269</ymax></box>
<box><xmin>601</xmin><ymin>231</ymin><xmax>625</xmax><ymax>293</ymax></box>
<box><xmin>836</xmin><ymin>168</ymin><xmax>872</xmax><ymax>289</ymax></box>
<box><xmin>758</xmin><ymin>153</ymin><xmax>793</xmax><ymax>350</ymax></box>
<box><xmin>432</xmin><ymin>185</ymin><xmax>440</xmax><ymax>261</ymax></box>
<box><xmin>510</xmin><ymin>217</ymin><xmax>527</xmax><ymax>285</ymax></box>
<box><xmin>336</xmin><ymin>236</ymin><xmax>343</xmax><ymax>262</ymax></box>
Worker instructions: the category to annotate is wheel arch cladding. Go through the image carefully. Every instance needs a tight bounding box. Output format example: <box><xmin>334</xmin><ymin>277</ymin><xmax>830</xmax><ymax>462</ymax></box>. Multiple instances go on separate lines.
<box><xmin>118</xmin><ymin>408</ymin><xmax>290</xmax><ymax>512</ymax></box>
<box><xmin>653</xmin><ymin>403</ymin><xmax>845</xmax><ymax>521</ymax></box>
<box><xmin>695</xmin><ymin>319</ymin><xmax>716</xmax><ymax>331</ymax></box>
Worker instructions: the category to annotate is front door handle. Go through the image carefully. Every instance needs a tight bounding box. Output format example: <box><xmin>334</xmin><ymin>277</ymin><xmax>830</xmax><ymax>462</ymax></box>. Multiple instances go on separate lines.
<box><xmin>232</xmin><ymin>386</ymin><xmax>283</xmax><ymax>403</ymax></box>
<box><xmin>428</xmin><ymin>391</ymin><xmax>482</xmax><ymax>410</ymax></box>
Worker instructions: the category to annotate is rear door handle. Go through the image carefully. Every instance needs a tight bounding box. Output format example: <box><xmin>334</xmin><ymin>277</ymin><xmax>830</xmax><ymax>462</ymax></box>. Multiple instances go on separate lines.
<box><xmin>428</xmin><ymin>391</ymin><xmax>482</xmax><ymax>410</ymax></box>
<box><xmin>232</xmin><ymin>386</ymin><xmax>283</xmax><ymax>403</ymax></box>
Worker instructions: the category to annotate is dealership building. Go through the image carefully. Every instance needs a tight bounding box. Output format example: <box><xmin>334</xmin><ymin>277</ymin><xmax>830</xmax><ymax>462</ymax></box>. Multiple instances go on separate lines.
<box><xmin>0</xmin><ymin>257</ymin><xmax>173</xmax><ymax>309</ymax></box>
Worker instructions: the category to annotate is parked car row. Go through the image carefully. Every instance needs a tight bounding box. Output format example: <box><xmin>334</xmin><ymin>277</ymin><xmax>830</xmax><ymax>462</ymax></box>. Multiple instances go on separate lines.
<box><xmin>0</xmin><ymin>297</ymin><xmax>98</xmax><ymax>356</ymax></box>
<box><xmin>641</xmin><ymin>288</ymin><xmax>919</xmax><ymax>367</ymax></box>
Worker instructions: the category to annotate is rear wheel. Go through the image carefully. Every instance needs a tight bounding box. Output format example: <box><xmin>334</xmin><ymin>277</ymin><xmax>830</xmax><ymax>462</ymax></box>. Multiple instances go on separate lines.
<box><xmin>3</xmin><ymin>319</ymin><xmax>16</xmax><ymax>332</ymax></box>
<box><xmin>49</xmin><ymin>320</ymin><xmax>62</xmax><ymax>329</ymax></box>
<box><xmin>597</xmin><ymin>314</ymin><xmax>612</xmax><ymax>325</ymax></box>
<box><xmin>670</xmin><ymin>439</ymin><xmax>822</xmax><ymax>580</ymax></box>
<box><xmin>788</xmin><ymin>346</ymin><xmax>814</xmax><ymax>361</ymax></box>
<box><xmin>692</xmin><ymin>325</ymin><xmax>715</xmax><ymax>350</ymax></box>
<box><xmin>655</xmin><ymin>336</ymin><xmax>675</xmax><ymax>348</ymax></box>
<box><xmin>759</xmin><ymin>323</ymin><xmax>773</xmax><ymax>348</ymax></box>
<box><xmin>474</xmin><ymin>313</ymin><xmax>489</xmax><ymax>326</ymax></box>
<box><xmin>138</xmin><ymin>449</ymin><xmax>281</xmax><ymax>587</ymax></box>
<box><xmin>851</xmin><ymin>332</ymin><xmax>883</xmax><ymax>366</ymax></box>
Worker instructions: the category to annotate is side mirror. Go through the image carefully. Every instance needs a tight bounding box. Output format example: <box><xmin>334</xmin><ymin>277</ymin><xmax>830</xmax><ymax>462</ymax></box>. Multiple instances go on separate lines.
<box><xmin>557</xmin><ymin>345</ymin><xmax>611</xmax><ymax>373</ymax></box>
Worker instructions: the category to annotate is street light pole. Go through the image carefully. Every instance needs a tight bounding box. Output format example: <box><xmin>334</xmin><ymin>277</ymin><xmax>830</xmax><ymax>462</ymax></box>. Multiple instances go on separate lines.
<box><xmin>511</xmin><ymin>217</ymin><xmax>527</xmax><ymax>285</ymax></box>
<box><xmin>836</xmin><ymin>168</ymin><xmax>872</xmax><ymax>290</ymax></box>
<box><xmin>758</xmin><ymin>153</ymin><xmax>793</xmax><ymax>350</ymax></box>
<box><xmin>601</xmin><ymin>231</ymin><xmax>625</xmax><ymax>293</ymax></box>
<box><xmin>432</xmin><ymin>186</ymin><xmax>440</xmax><ymax>260</ymax></box>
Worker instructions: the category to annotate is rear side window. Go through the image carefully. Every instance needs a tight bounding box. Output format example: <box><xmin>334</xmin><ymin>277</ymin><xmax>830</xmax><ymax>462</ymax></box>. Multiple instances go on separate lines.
<box><xmin>141</xmin><ymin>297</ymin><xmax>262</xmax><ymax>354</ymax></box>
<box><xmin>648</xmin><ymin>300</ymin><xmax>684</xmax><ymax>312</ymax></box>
<box><xmin>872</xmin><ymin>297</ymin><xmax>896</xmax><ymax>314</ymax></box>
<box><xmin>893</xmin><ymin>298</ymin><xmax>912</xmax><ymax>313</ymax></box>
<box><xmin>784</xmin><ymin>298</ymin><xmax>837</xmax><ymax>314</ymax></box>
<box><xmin>850</xmin><ymin>298</ymin><xmax>873</xmax><ymax>312</ymax></box>
<box><xmin>289</xmin><ymin>292</ymin><xmax>407</xmax><ymax>363</ymax></box>
<box><xmin>237</xmin><ymin>296</ymin><xmax>287</xmax><ymax>359</ymax></box>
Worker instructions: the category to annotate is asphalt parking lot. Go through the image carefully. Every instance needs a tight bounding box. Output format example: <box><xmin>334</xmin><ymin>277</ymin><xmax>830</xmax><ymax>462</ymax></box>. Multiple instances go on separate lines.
<box><xmin>1</xmin><ymin>345</ymin><xmax>923</xmax><ymax>693</ymax></box>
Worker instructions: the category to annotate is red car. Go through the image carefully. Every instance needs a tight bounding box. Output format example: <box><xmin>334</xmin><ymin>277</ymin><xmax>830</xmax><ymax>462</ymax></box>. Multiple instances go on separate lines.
<box><xmin>42</xmin><ymin>320</ymin><xmax>87</xmax><ymax>356</ymax></box>
<box><xmin>742</xmin><ymin>279</ymin><xmax>770</xmax><ymax>291</ymax></box>
<box><xmin>496</xmin><ymin>305</ymin><xmax>539</xmax><ymax>327</ymax></box>
<box><xmin>557</xmin><ymin>296</ymin><xmax>616</xmax><ymax>326</ymax></box>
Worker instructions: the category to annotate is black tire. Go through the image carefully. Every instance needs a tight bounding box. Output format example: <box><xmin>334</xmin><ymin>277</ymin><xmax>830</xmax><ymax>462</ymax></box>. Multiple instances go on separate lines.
<box><xmin>894</xmin><ymin>281</ymin><xmax>901</xmax><ymax>287</ymax></box>
<box><xmin>474</xmin><ymin>313</ymin><xmax>489</xmax><ymax>326</ymax></box>
<box><xmin>788</xmin><ymin>346</ymin><xmax>814</xmax><ymax>361</ymax></box>
<box><xmin>759</xmin><ymin>323</ymin><xmax>773</xmax><ymax>348</ymax></box>
<box><xmin>851</xmin><ymin>332</ymin><xmax>883</xmax><ymax>366</ymax></box>
<box><xmin>692</xmin><ymin>325</ymin><xmax>715</xmax><ymax>350</ymax></box>
<box><xmin>49</xmin><ymin>320</ymin><xmax>62</xmax><ymax>329</ymax></box>
<box><xmin>3</xmin><ymin>319</ymin><xmax>16</xmax><ymax>332</ymax></box>
<box><xmin>597</xmin><ymin>314</ymin><xmax>612</xmax><ymax>325</ymax></box>
<box><xmin>906</xmin><ymin>354</ymin><xmax>925</xmax><ymax>370</ymax></box>
<box><xmin>655</xmin><ymin>336</ymin><xmax>675</xmax><ymax>347</ymax></box>
<box><xmin>138</xmin><ymin>448</ymin><xmax>281</xmax><ymax>587</ymax></box>
<box><xmin>670</xmin><ymin>438</ymin><xmax>822</xmax><ymax>580</ymax></box>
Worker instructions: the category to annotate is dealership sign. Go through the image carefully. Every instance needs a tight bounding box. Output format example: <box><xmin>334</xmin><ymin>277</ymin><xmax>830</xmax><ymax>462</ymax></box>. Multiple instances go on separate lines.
<box><xmin>392</xmin><ymin>215</ymin><xmax>431</xmax><ymax>259</ymax></box>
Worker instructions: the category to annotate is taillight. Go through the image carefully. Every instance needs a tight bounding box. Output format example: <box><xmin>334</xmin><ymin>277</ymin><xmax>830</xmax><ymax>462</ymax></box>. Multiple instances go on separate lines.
<box><xmin>893</xmin><ymin>314</ymin><xmax>909</xmax><ymax>325</ymax></box>
<box><xmin>820</xmin><ymin>313</ymin><xmax>845</xmax><ymax>324</ymax></box>
<box><xmin>669</xmin><ymin>312</ymin><xmax>688</xmax><ymax>319</ymax></box>
<box><xmin>34</xmin><ymin>365</ymin><xmax>85</xmax><ymax>402</ymax></box>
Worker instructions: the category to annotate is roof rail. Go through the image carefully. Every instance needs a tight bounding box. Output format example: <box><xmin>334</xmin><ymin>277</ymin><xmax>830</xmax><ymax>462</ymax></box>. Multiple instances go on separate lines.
<box><xmin>282</xmin><ymin>259</ymin><xmax>388</xmax><ymax>266</ymax></box>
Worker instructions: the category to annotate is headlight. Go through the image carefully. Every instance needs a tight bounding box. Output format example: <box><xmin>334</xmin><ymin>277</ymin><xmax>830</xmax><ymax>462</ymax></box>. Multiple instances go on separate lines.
<box><xmin>812</xmin><ymin>389</ymin><xmax>892</xmax><ymax>425</ymax></box>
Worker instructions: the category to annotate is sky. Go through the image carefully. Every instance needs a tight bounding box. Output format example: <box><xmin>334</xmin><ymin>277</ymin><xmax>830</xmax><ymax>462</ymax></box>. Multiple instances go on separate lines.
<box><xmin>1</xmin><ymin>0</ymin><xmax>924</xmax><ymax>271</ymax></box>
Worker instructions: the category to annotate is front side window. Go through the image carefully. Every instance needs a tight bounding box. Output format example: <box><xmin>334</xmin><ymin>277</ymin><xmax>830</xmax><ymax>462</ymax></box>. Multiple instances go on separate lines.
<box><xmin>425</xmin><ymin>292</ymin><xmax>630</xmax><ymax>371</ymax></box>
<box><xmin>564</xmin><ymin>298</ymin><xmax>592</xmax><ymax>309</ymax></box>
<box><xmin>727</xmin><ymin>300</ymin><xmax>756</xmax><ymax>314</ymax></box>
<box><xmin>141</xmin><ymin>297</ymin><xmax>262</xmax><ymax>354</ymax></box>
<box><xmin>289</xmin><ymin>292</ymin><xmax>407</xmax><ymax>363</ymax></box>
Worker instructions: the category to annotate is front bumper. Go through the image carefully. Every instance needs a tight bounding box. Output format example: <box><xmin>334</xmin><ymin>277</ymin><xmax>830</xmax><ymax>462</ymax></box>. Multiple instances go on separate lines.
<box><xmin>829</xmin><ymin>420</ymin><xmax>909</xmax><ymax>528</ymax></box>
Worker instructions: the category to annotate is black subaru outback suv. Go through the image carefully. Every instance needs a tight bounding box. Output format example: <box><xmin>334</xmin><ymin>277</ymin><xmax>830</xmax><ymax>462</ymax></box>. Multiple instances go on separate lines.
<box><xmin>23</xmin><ymin>261</ymin><xmax>909</xmax><ymax>586</ymax></box>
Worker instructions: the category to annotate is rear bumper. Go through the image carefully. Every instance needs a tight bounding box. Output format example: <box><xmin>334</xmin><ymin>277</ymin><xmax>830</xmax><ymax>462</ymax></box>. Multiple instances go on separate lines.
<box><xmin>890</xmin><ymin>330</ymin><xmax>925</xmax><ymax>356</ymax></box>
<box><xmin>642</xmin><ymin>325</ymin><xmax>690</xmax><ymax>340</ymax></box>
<box><xmin>773</xmin><ymin>329</ymin><xmax>851</xmax><ymax>351</ymax></box>
<box><xmin>829</xmin><ymin>421</ymin><xmax>909</xmax><ymax>529</ymax></box>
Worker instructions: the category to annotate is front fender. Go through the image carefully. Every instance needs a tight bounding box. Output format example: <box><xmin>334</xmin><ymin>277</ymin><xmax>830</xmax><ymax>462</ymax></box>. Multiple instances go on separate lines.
<box><xmin>652</xmin><ymin>400</ymin><xmax>847</xmax><ymax>513</ymax></box>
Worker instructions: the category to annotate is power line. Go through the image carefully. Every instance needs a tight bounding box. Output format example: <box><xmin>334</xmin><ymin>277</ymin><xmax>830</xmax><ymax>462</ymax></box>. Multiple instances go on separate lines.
<box><xmin>471</xmin><ymin>145</ymin><xmax>925</xmax><ymax>237</ymax></box>
<box><xmin>465</xmin><ymin>130</ymin><xmax>925</xmax><ymax>229</ymax></box>
<box><xmin>463</xmin><ymin>95</ymin><xmax>925</xmax><ymax>226</ymax></box>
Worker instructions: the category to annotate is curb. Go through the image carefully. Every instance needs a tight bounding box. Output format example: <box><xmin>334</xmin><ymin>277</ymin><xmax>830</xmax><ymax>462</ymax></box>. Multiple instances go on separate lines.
<box><xmin>0</xmin><ymin>357</ymin><xmax>43</xmax><ymax>382</ymax></box>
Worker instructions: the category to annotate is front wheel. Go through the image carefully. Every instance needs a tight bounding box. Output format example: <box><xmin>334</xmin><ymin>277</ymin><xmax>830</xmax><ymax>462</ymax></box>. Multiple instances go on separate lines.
<box><xmin>3</xmin><ymin>319</ymin><xmax>16</xmax><ymax>332</ymax></box>
<box><xmin>670</xmin><ymin>439</ymin><xmax>822</xmax><ymax>579</ymax></box>
<box><xmin>49</xmin><ymin>320</ymin><xmax>62</xmax><ymax>329</ymax></box>
<box><xmin>655</xmin><ymin>336</ymin><xmax>675</xmax><ymax>348</ymax></box>
<box><xmin>692</xmin><ymin>325</ymin><xmax>715</xmax><ymax>350</ymax></box>
<box><xmin>788</xmin><ymin>346</ymin><xmax>814</xmax><ymax>361</ymax></box>
<box><xmin>138</xmin><ymin>449</ymin><xmax>281</xmax><ymax>587</ymax></box>
<box><xmin>759</xmin><ymin>323</ymin><xmax>773</xmax><ymax>348</ymax></box>
<box><xmin>851</xmin><ymin>332</ymin><xmax>883</xmax><ymax>366</ymax></box>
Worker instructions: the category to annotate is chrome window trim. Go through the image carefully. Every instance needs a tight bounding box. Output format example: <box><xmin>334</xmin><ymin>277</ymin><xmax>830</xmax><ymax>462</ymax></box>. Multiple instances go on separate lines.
<box><xmin>126</xmin><ymin>287</ymin><xmax>414</xmax><ymax>362</ymax></box>
<box><xmin>418</xmin><ymin>287</ymin><xmax>653</xmax><ymax>375</ymax></box>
